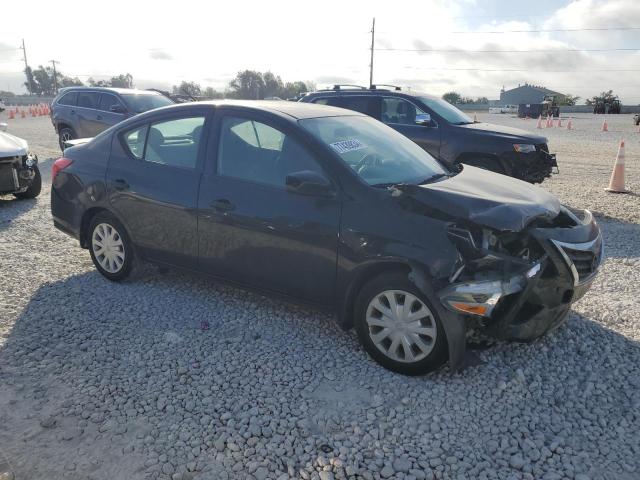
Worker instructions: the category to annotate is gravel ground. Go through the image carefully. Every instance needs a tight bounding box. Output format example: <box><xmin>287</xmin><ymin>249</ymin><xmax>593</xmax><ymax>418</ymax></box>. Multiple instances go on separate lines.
<box><xmin>0</xmin><ymin>112</ymin><xmax>638</xmax><ymax>480</ymax></box>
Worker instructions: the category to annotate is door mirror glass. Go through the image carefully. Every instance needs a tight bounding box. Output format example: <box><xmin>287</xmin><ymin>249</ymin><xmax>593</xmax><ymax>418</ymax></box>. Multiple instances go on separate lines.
<box><xmin>285</xmin><ymin>170</ymin><xmax>333</xmax><ymax>196</ymax></box>
<box><xmin>415</xmin><ymin>113</ymin><xmax>432</xmax><ymax>125</ymax></box>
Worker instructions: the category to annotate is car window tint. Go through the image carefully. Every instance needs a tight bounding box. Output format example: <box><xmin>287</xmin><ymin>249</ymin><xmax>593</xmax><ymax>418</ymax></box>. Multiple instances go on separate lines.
<box><xmin>218</xmin><ymin>116</ymin><xmax>322</xmax><ymax>187</ymax></box>
<box><xmin>58</xmin><ymin>92</ymin><xmax>77</xmax><ymax>106</ymax></box>
<box><xmin>123</xmin><ymin>125</ymin><xmax>149</xmax><ymax>159</ymax></box>
<box><xmin>313</xmin><ymin>98</ymin><xmax>330</xmax><ymax>105</ymax></box>
<box><xmin>77</xmin><ymin>92</ymin><xmax>99</xmax><ymax>109</ymax></box>
<box><xmin>99</xmin><ymin>94</ymin><xmax>124</xmax><ymax>112</ymax></box>
<box><xmin>144</xmin><ymin>116</ymin><xmax>205</xmax><ymax>169</ymax></box>
<box><xmin>382</xmin><ymin>98</ymin><xmax>425</xmax><ymax>125</ymax></box>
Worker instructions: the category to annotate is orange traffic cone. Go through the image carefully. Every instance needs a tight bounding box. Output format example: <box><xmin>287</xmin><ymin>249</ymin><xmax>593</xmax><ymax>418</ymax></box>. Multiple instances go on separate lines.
<box><xmin>636</xmin><ymin>124</ymin><xmax>640</xmax><ymax>134</ymax></box>
<box><xmin>473</xmin><ymin>113</ymin><xmax>478</xmax><ymax>122</ymax></box>
<box><xmin>536</xmin><ymin>115</ymin><xmax>542</xmax><ymax>129</ymax></box>
<box><xmin>605</xmin><ymin>139</ymin><xmax>628</xmax><ymax>193</ymax></box>
<box><xmin>8</xmin><ymin>110</ymin><xmax>15</xmax><ymax>119</ymax></box>
<box><xmin>21</xmin><ymin>110</ymin><xmax>26</xmax><ymax>118</ymax></box>
<box><xmin>557</xmin><ymin>118</ymin><xmax>563</xmax><ymax>128</ymax></box>
<box><xmin>602</xmin><ymin>119</ymin><xmax>608</xmax><ymax>132</ymax></box>
<box><xmin>567</xmin><ymin>120</ymin><xmax>572</xmax><ymax>130</ymax></box>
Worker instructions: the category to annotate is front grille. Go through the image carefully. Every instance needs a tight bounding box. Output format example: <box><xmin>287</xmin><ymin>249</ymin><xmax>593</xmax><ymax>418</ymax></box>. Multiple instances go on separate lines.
<box><xmin>551</xmin><ymin>237</ymin><xmax>602</xmax><ymax>286</ymax></box>
<box><xmin>0</xmin><ymin>164</ymin><xmax>18</xmax><ymax>191</ymax></box>
<box><xmin>562</xmin><ymin>247</ymin><xmax>597</xmax><ymax>283</ymax></box>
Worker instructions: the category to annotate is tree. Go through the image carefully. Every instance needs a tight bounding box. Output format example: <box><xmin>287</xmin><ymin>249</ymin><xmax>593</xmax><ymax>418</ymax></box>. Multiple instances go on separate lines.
<box><xmin>109</xmin><ymin>74</ymin><xmax>133</xmax><ymax>88</ymax></box>
<box><xmin>228</xmin><ymin>70</ymin><xmax>266</xmax><ymax>99</ymax></box>
<box><xmin>475</xmin><ymin>96</ymin><xmax>489</xmax><ymax>104</ymax></box>
<box><xmin>203</xmin><ymin>87</ymin><xmax>224</xmax><ymax>99</ymax></box>
<box><xmin>59</xmin><ymin>76</ymin><xmax>84</xmax><ymax>88</ymax></box>
<box><xmin>558</xmin><ymin>94</ymin><xmax>580</xmax><ymax>106</ymax></box>
<box><xmin>442</xmin><ymin>91</ymin><xmax>462</xmax><ymax>104</ymax></box>
<box><xmin>586</xmin><ymin>90</ymin><xmax>617</xmax><ymax>106</ymax></box>
<box><xmin>173</xmin><ymin>81</ymin><xmax>202</xmax><ymax>97</ymax></box>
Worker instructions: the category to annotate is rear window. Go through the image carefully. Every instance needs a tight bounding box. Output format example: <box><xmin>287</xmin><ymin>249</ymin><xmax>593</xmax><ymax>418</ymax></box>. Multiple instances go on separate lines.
<box><xmin>57</xmin><ymin>92</ymin><xmax>77</xmax><ymax>106</ymax></box>
<box><xmin>120</xmin><ymin>94</ymin><xmax>173</xmax><ymax>114</ymax></box>
<box><xmin>77</xmin><ymin>92</ymin><xmax>99</xmax><ymax>109</ymax></box>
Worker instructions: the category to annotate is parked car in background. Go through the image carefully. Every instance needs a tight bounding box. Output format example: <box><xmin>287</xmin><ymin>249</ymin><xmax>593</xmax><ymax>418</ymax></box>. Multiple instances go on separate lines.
<box><xmin>51</xmin><ymin>101</ymin><xmax>602</xmax><ymax>374</ymax></box>
<box><xmin>489</xmin><ymin>104</ymin><xmax>518</xmax><ymax>114</ymax></box>
<box><xmin>300</xmin><ymin>86</ymin><xmax>558</xmax><ymax>183</ymax></box>
<box><xmin>0</xmin><ymin>122</ymin><xmax>41</xmax><ymax>199</ymax></box>
<box><xmin>0</xmin><ymin>99</ymin><xmax>5</xmax><ymax>113</ymax></box>
<box><xmin>50</xmin><ymin>87</ymin><xmax>174</xmax><ymax>150</ymax></box>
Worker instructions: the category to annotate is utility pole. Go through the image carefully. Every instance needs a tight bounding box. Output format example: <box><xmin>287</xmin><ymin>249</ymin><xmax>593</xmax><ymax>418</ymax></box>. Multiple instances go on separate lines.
<box><xmin>369</xmin><ymin>18</ymin><xmax>375</xmax><ymax>88</ymax></box>
<box><xmin>21</xmin><ymin>39</ymin><xmax>34</xmax><ymax>95</ymax></box>
<box><xmin>50</xmin><ymin>60</ymin><xmax>59</xmax><ymax>95</ymax></box>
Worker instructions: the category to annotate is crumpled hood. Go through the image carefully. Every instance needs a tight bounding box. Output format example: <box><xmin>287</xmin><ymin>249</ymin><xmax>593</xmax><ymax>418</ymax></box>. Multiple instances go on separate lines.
<box><xmin>396</xmin><ymin>165</ymin><xmax>561</xmax><ymax>231</ymax></box>
<box><xmin>456</xmin><ymin>122</ymin><xmax>547</xmax><ymax>143</ymax></box>
<box><xmin>0</xmin><ymin>131</ymin><xmax>28</xmax><ymax>157</ymax></box>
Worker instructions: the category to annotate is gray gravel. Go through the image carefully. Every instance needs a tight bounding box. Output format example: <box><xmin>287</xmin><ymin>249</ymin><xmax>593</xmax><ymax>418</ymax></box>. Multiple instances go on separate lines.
<box><xmin>0</xmin><ymin>113</ymin><xmax>639</xmax><ymax>480</ymax></box>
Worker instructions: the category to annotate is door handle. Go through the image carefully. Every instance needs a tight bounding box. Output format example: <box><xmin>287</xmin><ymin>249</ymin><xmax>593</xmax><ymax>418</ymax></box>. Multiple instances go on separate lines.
<box><xmin>211</xmin><ymin>199</ymin><xmax>235</xmax><ymax>212</ymax></box>
<box><xmin>113</xmin><ymin>178</ymin><xmax>129</xmax><ymax>191</ymax></box>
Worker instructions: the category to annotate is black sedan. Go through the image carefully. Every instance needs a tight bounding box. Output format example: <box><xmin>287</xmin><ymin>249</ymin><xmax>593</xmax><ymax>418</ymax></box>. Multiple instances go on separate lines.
<box><xmin>51</xmin><ymin>101</ymin><xmax>603</xmax><ymax>375</ymax></box>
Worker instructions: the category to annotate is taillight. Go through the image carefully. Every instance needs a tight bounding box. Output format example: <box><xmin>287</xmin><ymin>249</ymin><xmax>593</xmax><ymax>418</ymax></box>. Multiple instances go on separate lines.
<box><xmin>52</xmin><ymin>157</ymin><xmax>73</xmax><ymax>182</ymax></box>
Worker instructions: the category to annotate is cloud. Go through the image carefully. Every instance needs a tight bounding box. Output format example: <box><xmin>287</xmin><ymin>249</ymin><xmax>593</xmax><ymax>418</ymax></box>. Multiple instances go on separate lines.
<box><xmin>314</xmin><ymin>75</ymin><xmax>356</xmax><ymax>86</ymax></box>
<box><xmin>149</xmin><ymin>49</ymin><xmax>172</xmax><ymax>60</ymax></box>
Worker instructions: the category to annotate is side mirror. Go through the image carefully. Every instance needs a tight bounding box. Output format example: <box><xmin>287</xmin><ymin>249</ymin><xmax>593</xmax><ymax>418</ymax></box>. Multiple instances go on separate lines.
<box><xmin>110</xmin><ymin>104</ymin><xmax>126</xmax><ymax>114</ymax></box>
<box><xmin>285</xmin><ymin>170</ymin><xmax>333</xmax><ymax>196</ymax></box>
<box><xmin>0</xmin><ymin>122</ymin><xmax>7</xmax><ymax>132</ymax></box>
<box><xmin>415</xmin><ymin>113</ymin><xmax>432</xmax><ymax>126</ymax></box>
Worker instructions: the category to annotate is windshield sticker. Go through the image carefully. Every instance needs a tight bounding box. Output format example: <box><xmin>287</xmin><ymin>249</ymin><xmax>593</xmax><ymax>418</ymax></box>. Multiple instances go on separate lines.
<box><xmin>329</xmin><ymin>139</ymin><xmax>366</xmax><ymax>154</ymax></box>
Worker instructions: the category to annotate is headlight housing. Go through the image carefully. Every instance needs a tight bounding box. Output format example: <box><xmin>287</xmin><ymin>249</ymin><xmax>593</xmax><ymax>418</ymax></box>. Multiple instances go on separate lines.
<box><xmin>513</xmin><ymin>144</ymin><xmax>536</xmax><ymax>153</ymax></box>
<box><xmin>24</xmin><ymin>153</ymin><xmax>37</xmax><ymax>167</ymax></box>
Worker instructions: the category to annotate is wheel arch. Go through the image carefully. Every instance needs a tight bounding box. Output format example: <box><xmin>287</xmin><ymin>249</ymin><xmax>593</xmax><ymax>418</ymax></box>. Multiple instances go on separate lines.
<box><xmin>454</xmin><ymin>152</ymin><xmax>511</xmax><ymax>175</ymax></box>
<box><xmin>79</xmin><ymin>207</ymin><xmax>131</xmax><ymax>249</ymax></box>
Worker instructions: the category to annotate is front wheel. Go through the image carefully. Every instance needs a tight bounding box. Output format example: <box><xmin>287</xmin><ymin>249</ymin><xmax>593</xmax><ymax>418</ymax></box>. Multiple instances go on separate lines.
<box><xmin>354</xmin><ymin>272</ymin><xmax>448</xmax><ymax>375</ymax></box>
<box><xmin>88</xmin><ymin>212</ymin><xmax>134</xmax><ymax>281</ymax></box>
<box><xmin>14</xmin><ymin>166</ymin><xmax>42</xmax><ymax>199</ymax></box>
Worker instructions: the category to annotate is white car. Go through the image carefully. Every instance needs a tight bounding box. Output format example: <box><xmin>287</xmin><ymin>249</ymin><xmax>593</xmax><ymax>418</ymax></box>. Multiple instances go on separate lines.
<box><xmin>0</xmin><ymin>123</ymin><xmax>41</xmax><ymax>198</ymax></box>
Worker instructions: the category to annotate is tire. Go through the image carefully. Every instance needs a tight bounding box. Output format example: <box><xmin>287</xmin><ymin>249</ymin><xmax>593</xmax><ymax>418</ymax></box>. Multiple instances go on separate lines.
<box><xmin>354</xmin><ymin>272</ymin><xmax>448</xmax><ymax>375</ymax></box>
<box><xmin>461</xmin><ymin>156</ymin><xmax>506</xmax><ymax>175</ymax></box>
<box><xmin>13</xmin><ymin>166</ymin><xmax>42</xmax><ymax>199</ymax></box>
<box><xmin>58</xmin><ymin>126</ymin><xmax>75</xmax><ymax>151</ymax></box>
<box><xmin>88</xmin><ymin>212</ymin><xmax>134</xmax><ymax>281</ymax></box>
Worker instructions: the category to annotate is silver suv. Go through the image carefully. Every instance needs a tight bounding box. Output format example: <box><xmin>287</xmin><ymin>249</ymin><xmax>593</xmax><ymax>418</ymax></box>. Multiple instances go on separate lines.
<box><xmin>50</xmin><ymin>87</ymin><xmax>173</xmax><ymax>150</ymax></box>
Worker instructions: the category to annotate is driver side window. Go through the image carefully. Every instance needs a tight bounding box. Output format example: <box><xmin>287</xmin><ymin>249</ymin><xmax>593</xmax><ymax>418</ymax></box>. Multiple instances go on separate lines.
<box><xmin>217</xmin><ymin>116</ymin><xmax>323</xmax><ymax>188</ymax></box>
<box><xmin>381</xmin><ymin>98</ymin><xmax>425</xmax><ymax>125</ymax></box>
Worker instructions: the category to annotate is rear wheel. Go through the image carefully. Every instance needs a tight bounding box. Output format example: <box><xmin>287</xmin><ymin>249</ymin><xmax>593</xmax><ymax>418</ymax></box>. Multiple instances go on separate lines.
<box><xmin>58</xmin><ymin>126</ymin><xmax>75</xmax><ymax>151</ymax></box>
<box><xmin>88</xmin><ymin>212</ymin><xmax>134</xmax><ymax>281</ymax></box>
<box><xmin>14</xmin><ymin>166</ymin><xmax>41</xmax><ymax>199</ymax></box>
<box><xmin>354</xmin><ymin>272</ymin><xmax>448</xmax><ymax>375</ymax></box>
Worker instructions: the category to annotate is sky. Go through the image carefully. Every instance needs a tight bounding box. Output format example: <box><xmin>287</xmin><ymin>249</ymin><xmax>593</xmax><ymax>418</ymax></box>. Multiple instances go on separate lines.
<box><xmin>1</xmin><ymin>0</ymin><xmax>639</xmax><ymax>104</ymax></box>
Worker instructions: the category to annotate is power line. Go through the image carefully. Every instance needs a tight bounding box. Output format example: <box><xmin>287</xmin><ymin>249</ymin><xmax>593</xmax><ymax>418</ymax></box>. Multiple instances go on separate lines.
<box><xmin>402</xmin><ymin>66</ymin><xmax>640</xmax><ymax>72</ymax></box>
<box><xmin>451</xmin><ymin>26</ymin><xmax>640</xmax><ymax>33</ymax></box>
<box><xmin>377</xmin><ymin>47</ymin><xmax>640</xmax><ymax>53</ymax></box>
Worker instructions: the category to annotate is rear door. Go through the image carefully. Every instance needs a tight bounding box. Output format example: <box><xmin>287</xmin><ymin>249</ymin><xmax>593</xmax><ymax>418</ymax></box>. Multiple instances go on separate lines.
<box><xmin>96</xmin><ymin>93</ymin><xmax>127</xmax><ymax>133</ymax></box>
<box><xmin>75</xmin><ymin>91</ymin><xmax>102</xmax><ymax>137</ymax></box>
<box><xmin>106</xmin><ymin>108</ymin><xmax>209</xmax><ymax>267</ymax></box>
<box><xmin>380</xmin><ymin>97</ymin><xmax>441</xmax><ymax>159</ymax></box>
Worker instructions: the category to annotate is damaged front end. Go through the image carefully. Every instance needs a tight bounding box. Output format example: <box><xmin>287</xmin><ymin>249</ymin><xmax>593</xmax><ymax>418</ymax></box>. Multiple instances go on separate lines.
<box><xmin>438</xmin><ymin>207</ymin><xmax>603</xmax><ymax>342</ymax></box>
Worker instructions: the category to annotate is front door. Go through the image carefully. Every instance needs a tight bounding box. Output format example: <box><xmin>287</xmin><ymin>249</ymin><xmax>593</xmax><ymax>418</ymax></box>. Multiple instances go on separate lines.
<box><xmin>380</xmin><ymin>97</ymin><xmax>441</xmax><ymax>159</ymax></box>
<box><xmin>197</xmin><ymin>109</ymin><xmax>340</xmax><ymax>305</ymax></box>
<box><xmin>106</xmin><ymin>111</ymin><xmax>208</xmax><ymax>267</ymax></box>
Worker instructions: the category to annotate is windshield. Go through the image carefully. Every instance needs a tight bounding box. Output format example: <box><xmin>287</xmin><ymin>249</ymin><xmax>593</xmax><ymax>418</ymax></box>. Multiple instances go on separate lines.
<box><xmin>120</xmin><ymin>94</ymin><xmax>173</xmax><ymax>114</ymax></box>
<box><xmin>418</xmin><ymin>96</ymin><xmax>473</xmax><ymax>124</ymax></box>
<box><xmin>299</xmin><ymin>115</ymin><xmax>447</xmax><ymax>186</ymax></box>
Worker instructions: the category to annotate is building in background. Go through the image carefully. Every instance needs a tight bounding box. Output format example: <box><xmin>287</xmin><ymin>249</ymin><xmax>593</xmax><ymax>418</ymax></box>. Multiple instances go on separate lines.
<box><xmin>499</xmin><ymin>83</ymin><xmax>566</xmax><ymax>105</ymax></box>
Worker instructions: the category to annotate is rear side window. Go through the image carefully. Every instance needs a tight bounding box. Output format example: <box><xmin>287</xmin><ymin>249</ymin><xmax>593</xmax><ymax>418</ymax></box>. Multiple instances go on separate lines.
<box><xmin>122</xmin><ymin>116</ymin><xmax>205</xmax><ymax>169</ymax></box>
<box><xmin>57</xmin><ymin>92</ymin><xmax>77</xmax><ymax>106</ymax></box>
<box><xmin>99</xmin><ymin>94</ymin><xmax>125</xmax><ymax>112</ymax></box>
<box><xmin>77</xmin><ymin>92</ymin><xmax>99</xmax><ymax>109</ymax></box>
<box><xmin>335</xmin><ymin>96</ymin><xmax>379</xmax><ymax>117</ymax></box>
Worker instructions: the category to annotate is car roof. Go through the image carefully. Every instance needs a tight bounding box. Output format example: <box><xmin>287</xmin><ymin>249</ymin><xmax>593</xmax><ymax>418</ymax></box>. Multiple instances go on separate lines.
<box><xmin>182</xmin><ymin>100</ymin><xmax>366</xmax><ymax>120</ymax></box>
<box><xmin>59</xmin><ymin>87</ymin><xmax>161</xmax><ymax>96</ymax></box>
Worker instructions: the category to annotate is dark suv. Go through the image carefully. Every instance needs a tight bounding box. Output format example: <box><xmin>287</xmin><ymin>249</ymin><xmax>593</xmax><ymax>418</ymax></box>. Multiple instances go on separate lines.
<box><xmin>50</xmin><ymin>87</ymin><xmax>174</xmax><ymax>150</ymax></box>
<box><xmin>300</xmin><ymin>86</ymin><xmax>557</xmax><ymax>183</ymax></box>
